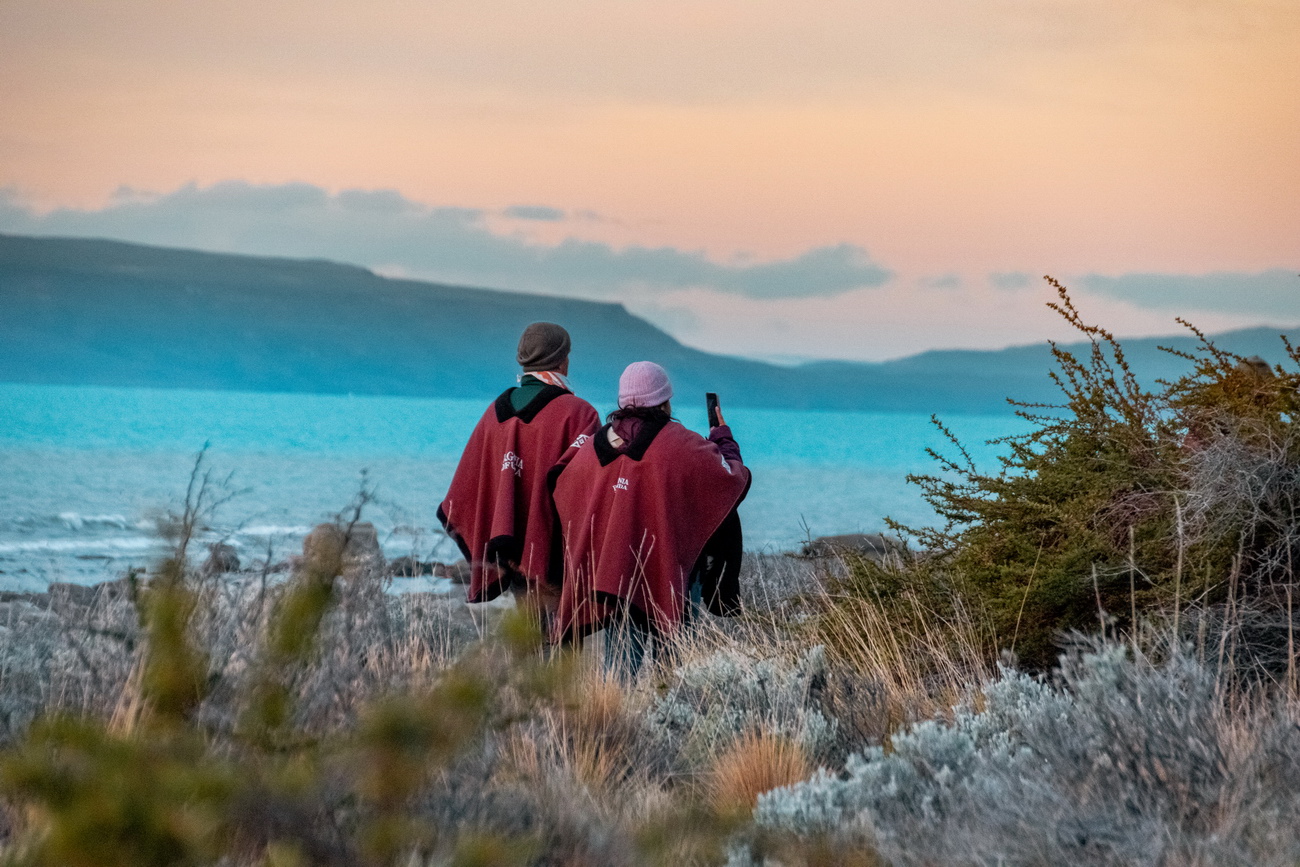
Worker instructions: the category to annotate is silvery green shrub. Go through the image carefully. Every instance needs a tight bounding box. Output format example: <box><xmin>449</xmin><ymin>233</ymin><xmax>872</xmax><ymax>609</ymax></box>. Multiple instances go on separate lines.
<box><xmin>741</xmin><ymin>642</ymin><xmax>1300</xmax><ymax>866</ymax></box>
<box><xmin>648</xmin><ymin>645</ymin><xmax>838</xmax><ymax>767</ymax></box>
<box><xmin>0</xmin><ymin>601</ymin><xmax>66</xmax><ymax>739</ymax></box>
<box><xmin>750</xmin><ymin>663</ymin><xmax>1063</xmax><ymax>839</ymax></box>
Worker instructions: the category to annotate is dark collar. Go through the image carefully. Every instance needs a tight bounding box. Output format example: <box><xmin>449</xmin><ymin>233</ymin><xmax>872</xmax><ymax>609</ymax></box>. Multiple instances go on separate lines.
<box><xmin>494</xmin><ymin>385</ymin><xmax>569</xmax><ymax>423</ymax></box>
<box><xmin>592</xmin><ymin>416</ymin><xmax>669</xmax><ymax>466</ymax></box>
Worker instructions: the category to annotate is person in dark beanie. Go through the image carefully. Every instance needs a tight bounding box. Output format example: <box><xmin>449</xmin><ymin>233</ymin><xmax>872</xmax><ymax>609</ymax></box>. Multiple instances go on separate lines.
<box><xmin>550</xmin><ymin>361</ymin><xmax>751</xmax><ymax>677</ymax></box>
<box><xmin>438</xmin><ymin>323</ymin><xmax>599</xmax><ymax>627</ymax></box>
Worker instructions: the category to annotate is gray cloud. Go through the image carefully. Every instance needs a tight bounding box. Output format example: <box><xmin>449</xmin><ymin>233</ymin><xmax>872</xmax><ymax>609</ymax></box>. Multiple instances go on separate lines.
<box><xmin>0</xmin><ymin>181</ymin><xmax>891</xmax><ymax>300</ymax></box>
<box><xmin>1084</xmin><ymin>271</ymin><xmax>1300</xmax><ymax>318</ymax></box>
<box><xmin>502</xmin><ymin>205</ymin><xmax>565</xmax><ymax>221</ymax></box>
<box><xmin>990</xmin><ymin>271</ymin><xmax>1031</xmax><ymax>290</ymax></box>
<box><xmin>926</xmin><ymin>273</ymin><xmax>962</xmax><ymax>289</ymax></box>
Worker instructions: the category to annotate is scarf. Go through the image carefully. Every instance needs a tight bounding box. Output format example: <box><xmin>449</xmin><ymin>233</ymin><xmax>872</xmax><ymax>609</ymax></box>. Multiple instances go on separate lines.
<box><xmin>520</xmin><ymin>369</ymin><xmax>572</xmax><ymax>391</ymax></box>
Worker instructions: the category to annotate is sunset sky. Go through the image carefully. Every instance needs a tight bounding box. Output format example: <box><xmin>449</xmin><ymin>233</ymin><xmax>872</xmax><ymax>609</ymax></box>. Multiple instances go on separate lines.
<box><xmin>2</xmin><ymin>0</ymin><xmax>1297</xmax><ymax>361</ymax></box>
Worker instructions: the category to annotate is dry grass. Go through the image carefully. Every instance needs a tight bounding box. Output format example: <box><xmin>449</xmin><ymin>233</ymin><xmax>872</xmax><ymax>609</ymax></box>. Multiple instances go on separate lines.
<box><xmin>784</xmin><ymin>551</ymin><xmax>999</xmax><ymax>737</ymax></box>
<box><xmin>503</xmin><ymin>663</ymin><xmax>648</xmax><ymax>795</ymax></box>
<box><xmin>12</xmin><ymin>543</ymin><xmax>1300</xmax><ymax>866</ymax></box>
<box><xmin>705</xmin><ymin>731</ymin><xmax>812</xmax><ymax>815</ymax></box>
<box><xmin>0</xmin><ymin>565</ymin><xmax>519</xmax><ymax>750</ymax></box>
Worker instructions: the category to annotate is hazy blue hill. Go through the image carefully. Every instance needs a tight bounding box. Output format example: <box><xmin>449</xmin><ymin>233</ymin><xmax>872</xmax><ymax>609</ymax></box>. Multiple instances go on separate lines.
<box><xmin>1</xmin><ymin>232</ymin><xmax>1293</xmax><ymax>414</ymax></box>
<box><xmin>829</xmin><ymin>327</ymin><xmax>1295</xmax><ymax>413</ymax></box>
<box><xmin>0</xmin><ymin>232</ymin><xmax>797</xmax><ymax>406</ymax></box>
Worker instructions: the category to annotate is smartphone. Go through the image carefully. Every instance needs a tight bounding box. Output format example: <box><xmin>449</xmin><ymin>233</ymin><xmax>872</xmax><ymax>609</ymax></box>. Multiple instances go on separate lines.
<box><xmin>706</xmin><ymin>392</ymin><xmax>721</xmax><ymax>428</ymax></box>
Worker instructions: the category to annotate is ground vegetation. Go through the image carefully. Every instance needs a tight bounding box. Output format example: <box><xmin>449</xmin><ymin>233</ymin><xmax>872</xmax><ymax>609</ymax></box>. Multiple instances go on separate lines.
<box><xmin>1</xmin><ymin>282</ymin><xmax>1298</xmax><ymax>864</ymax></box>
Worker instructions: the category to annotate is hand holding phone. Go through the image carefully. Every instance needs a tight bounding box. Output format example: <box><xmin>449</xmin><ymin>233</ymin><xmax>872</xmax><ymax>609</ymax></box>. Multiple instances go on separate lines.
<box><xmin>706</xmin><ymin>392</ymin><xmax>724</xmax><ymax>428</ymax></box>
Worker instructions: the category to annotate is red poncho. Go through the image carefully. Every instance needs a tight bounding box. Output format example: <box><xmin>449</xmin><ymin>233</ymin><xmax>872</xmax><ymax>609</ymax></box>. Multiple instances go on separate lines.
<box><xmin>552</xmin><ymin>418</ymin><xmax>751</xmax><ymax>640</ymax></box>
<box><xmin>439</xmin><ymin>386</ymin><xmax>599</xmax><ymax>602</ymax></box>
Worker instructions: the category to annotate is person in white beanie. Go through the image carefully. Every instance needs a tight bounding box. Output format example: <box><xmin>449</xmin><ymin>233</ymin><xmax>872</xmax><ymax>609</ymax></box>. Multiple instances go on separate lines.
<box><xmin>550</xmin><ymin>361</ymin><xmax>751</xmax><ymax>676</ymax></box>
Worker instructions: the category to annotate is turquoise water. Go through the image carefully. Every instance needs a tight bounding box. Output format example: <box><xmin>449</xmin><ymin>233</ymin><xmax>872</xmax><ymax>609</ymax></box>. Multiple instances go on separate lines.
<box><xmin>0</xmin><ymin>382</ymin><xmax>1028</xmax><ymax>591</ymax></box>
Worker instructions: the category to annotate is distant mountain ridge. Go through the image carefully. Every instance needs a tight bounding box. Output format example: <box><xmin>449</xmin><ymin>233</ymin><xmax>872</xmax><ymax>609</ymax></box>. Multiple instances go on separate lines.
<box><xmin>1</xmin><ymin>232</ymin><xmax>1293</xmax><ymax>414</ymax></box>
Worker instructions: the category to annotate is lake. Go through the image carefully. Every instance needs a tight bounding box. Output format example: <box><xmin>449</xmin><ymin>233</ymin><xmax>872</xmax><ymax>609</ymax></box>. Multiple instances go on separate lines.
<box><xmin>0</xmin><ymin>382</ymin><xmax>1029</xmax><ymax>592</ymax></box>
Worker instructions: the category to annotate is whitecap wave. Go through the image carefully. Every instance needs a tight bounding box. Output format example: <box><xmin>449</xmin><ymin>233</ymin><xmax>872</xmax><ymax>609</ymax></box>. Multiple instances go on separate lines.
<box><xmin>0</xmin><ymin>537</ymin><xmax>162</xmax><ymax>555</ymax></box>
<box><xmin>58</xmin><ymin>512</ymin><xmax>138</xmax><ymax>531</ymax></box>
<box><xmin>235</xmin><ymin>525</ymin><xmax>316</xmax><ymax>538</ymax></box>
<box><xmin>0</xmin><ymin>513</ymin><xmax>161</xmax><ymax>535</ymax></box>
<box><xmin>0</xmin><ymin>512</ymin><xmax>142</xmax><ymax>533</ymax></box>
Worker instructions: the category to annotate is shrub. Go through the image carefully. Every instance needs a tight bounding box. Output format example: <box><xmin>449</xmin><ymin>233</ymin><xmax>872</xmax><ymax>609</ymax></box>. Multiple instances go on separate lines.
<box><xmin>1172</xmin><ymin>328</ymin><xmax>1300</xmax><ymax>595</ymax></box>
<box><xmin>647</xmin><ymin>644</ymin><xmax>839</xmax><ymax>773</ymax></box>
<box><xmin>0</xmin><ymin>507</ymin><xmax>558</xmax><ymax>866</ymax></box>
<box><xmin>894</xmin><ymin>279</ymin><xmax>1300</xmax><ymax>669</ymax></box>
<box><xmin>742</xmin><ymin>640</ymin><xmax>1300</xmax><ymax>866</ymax></box>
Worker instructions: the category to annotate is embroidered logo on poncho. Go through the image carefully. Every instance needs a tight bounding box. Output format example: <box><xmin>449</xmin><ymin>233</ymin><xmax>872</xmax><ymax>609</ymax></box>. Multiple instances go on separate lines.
<box><xmin>569</xmin><ymin>434</ymin><xmax>590</xmax><ymax>449</ymax></box>
<box><xmin>613</xmin><ymin>477</ymin><xmax>629</xmax><ymax>492</ymax></box>
<box><xmin>501</xmin><ymin>451</ymin><xmax>524</xmax><ymax>477</ymax></box>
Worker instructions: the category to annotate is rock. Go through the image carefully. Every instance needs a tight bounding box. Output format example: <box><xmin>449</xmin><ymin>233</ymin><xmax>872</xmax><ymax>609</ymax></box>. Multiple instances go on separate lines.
<box><xmin>202</xmin><ymin>542</ymin><xmax>241</xmax><ymax>575</ymax></box>
<box><xmin>434</xmin><ymin>559</ymin><xmax>472</xmax><ymax>584</ymax></box>
<box><xmin>387</xmin><ymin>556</ymin><xmax>435</xmax><ymax>578</ymax></box>
<box><xmin>0</xmin><ymin>600</ymin><xmax>60</xmax><ymax>629</ymax></box>
<box><xmin>90</xmin><ymin>578</ymin><xmax>132</xmax><ymax>602</ymax></box>
<box><xmin>40</xmin><ymin>578</ymin><xmax>135</xmax><ymax>616</ymax></box>
<box><xmin>0</xmin><ymin>590</ymin><xmax>46</xmax><ymax>607</ymax></box>
<box><xmin>0</xmin><ymin>602</ymin><xmax>28</xmax><ymax>627</ymax></box>
<box><xmin>301</xmin><ymin>522</ymin><xmax>384</xmax><ymax>573</ymax></box>
<box><xmin>799</xmin><ymin>533</ymin><xmax>902</xmax><ymax>560</ymax></box>
<box><xmin>47</xmin><ymin>582</ymin><xmax>97</xmax><ymax>606</ymax></box>
<box><xmin>345</xmin><ymin>522</ymin><xmax>382</xmax><ymax>563</ymax></box>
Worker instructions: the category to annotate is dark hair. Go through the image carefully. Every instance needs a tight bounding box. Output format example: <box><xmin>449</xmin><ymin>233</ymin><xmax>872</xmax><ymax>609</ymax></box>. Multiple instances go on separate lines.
<box><xmin>606</xmin><ymin>405</ymin><xmax>672</xmax><ymax>425</ymax></box>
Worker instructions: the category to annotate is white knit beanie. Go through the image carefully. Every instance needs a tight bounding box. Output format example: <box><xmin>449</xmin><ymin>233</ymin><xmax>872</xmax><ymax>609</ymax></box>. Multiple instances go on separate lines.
<box><xmin>617</xmin><ymin>361</ymin><xmax>673</xmax><ymax>408</ymax></box>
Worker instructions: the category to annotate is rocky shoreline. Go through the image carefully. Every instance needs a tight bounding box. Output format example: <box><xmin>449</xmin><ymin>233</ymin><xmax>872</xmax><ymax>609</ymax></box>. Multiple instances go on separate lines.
<box><xmin>200</xmin><ymin>520</ymin><xmax>473</xmax><ymax>584</ymax></box>
<box><xmin>0</xmin><ymin>519</ymin><xmax>535</xmax><ymax>747</ymax></box>
<box><xmin>0</xmin><ymin>524</ymin><xmax>896</xmax><ymax>622</ymax></box>
<box><xmin>0</xmin><ymin>519</ymin><xmax>829</xmax><ymax>743</ymax></box>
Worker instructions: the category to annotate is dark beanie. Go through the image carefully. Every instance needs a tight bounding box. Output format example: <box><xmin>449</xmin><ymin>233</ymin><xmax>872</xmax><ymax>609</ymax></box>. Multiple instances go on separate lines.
<box><xmin>516</xmin><ymin>322</ymin><xmax>571</xmax><ymax>372</ymax></box>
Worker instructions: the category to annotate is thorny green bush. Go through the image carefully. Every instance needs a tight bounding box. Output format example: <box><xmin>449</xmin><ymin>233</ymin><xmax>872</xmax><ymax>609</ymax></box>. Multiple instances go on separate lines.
<box><xmin>888</xmin><ymin>278</ymin><xmax>1300</xmax><ymax>669</ymax></box>
<box><xmin>0</xmin><ymin>473</ymin><xmax>562</xmax><ymax>867</ymax></box>
<box><xmin>1172</xmin><ymin>327</ymin><xmax>1300</xmax><ymax>596</ymax></box>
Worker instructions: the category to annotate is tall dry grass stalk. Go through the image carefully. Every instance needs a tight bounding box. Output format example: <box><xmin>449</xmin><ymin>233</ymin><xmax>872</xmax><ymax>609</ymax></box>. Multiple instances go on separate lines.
<box><xmin>805</xmin><ymin>553</ymin><xmax>999</xmax><ymax>728</ymax></box>
<box><xmin>106</xmin><ymin>655</ymin><xmax>146</xmax><ymax>737</ymax></box>
<box><xmin>706</xmin><ymin>731</ymin><xmax>812</xmax><ymax>814</ymax></box>
<box><xmin>503</xmin><ymin>660</ymin><xmax>648</xmax><ymax>795</ymax></box>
